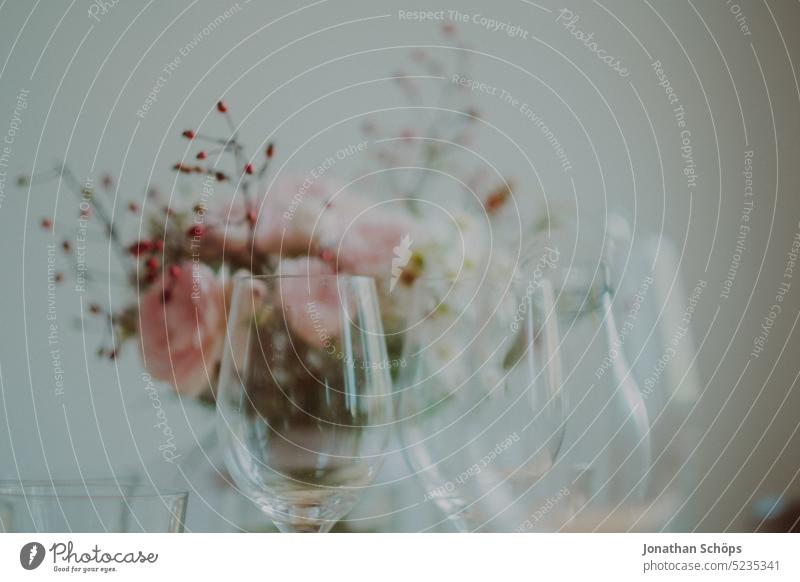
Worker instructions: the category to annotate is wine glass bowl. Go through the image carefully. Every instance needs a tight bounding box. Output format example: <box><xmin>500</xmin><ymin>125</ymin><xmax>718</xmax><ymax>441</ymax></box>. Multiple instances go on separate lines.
<box><xmin>216</xmin><ymin>273</ymin><xmax>393</xmax><ymax>532</ymax></box>
<box><xmin>397</xmin><ymin>276</ymin><xmax>565</xmax><ymax>531</ymax></box>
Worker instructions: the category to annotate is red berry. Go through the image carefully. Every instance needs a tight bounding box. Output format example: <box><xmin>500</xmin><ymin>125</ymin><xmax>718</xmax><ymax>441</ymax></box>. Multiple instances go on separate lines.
<box><xmin>129</xmin><ymin>240</ymin><xmax>153</xmax><ymax>256</ymax></box>
<box><xmin>187</xmin><ymin>225</ymin><xmax>206</xmax><ymax>239</ymax></box>
<box><xmin>41</xmin><ymin>218</ymin><xmax>53</xmax><ymax>229</ymax></box>
<box><xmin>485</xmin><ymin>184</ymin><xmax>512</xmax><ymax>214</ymax></box>
<box><xmin>266</xmin><ymin>143</ymin><xmax>275</xmax><ymax>158</ymax></box>
<box><xmin>196</xmin><ymin>151</ymin><xmax>207</xmax><ymax>160</ymax></box>
<box><xmin>182</xmin><ymin>130</ymin><xmax>196</xmax><ymax>139</ymax></box>
<box><xmin>216</xmin><ymin>101</ymin><xmax>228</xmax><ymax>113</ymax></box>
<box><xmin>321</xmin><ymin>249</ymin><xmax>335</xmax><ymax>263</ymax></box>
<box><xmin>161</xmin><ymin>289</ymin><xmax>173</xmax><ymax>304</ymax></box>
<box><xmin>146</xmin><ymin>257</ymin><xmax>159</xmax><ymax>271</ymax></box>
<box><xmin>244</xmin><ymin>163</ymin><xmax>255</xmax><ymax>175</ymax></box>
<box><xmin>215</xmin><ymin>172</ymin><xmax>226</xmax><ymax>182</ymax></box>
<box><xmin>169</xmin><ymin>265</ymin><xmax>182</xmax><ymax>278</ymax></box>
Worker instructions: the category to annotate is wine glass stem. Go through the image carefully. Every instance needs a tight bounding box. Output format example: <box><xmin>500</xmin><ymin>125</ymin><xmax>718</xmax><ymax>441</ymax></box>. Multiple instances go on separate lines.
<box><xmin>273</xmin><ymin>520</ymin><xmax>334</xmax><ymax>533</ymax></box>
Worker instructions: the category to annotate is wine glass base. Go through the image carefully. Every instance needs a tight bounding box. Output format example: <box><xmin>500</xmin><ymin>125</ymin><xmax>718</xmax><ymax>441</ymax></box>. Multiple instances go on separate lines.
<box><xmin>258</xmin><ymin>491</ymin><xmax>359</xmax><ymax>533</ymax></box>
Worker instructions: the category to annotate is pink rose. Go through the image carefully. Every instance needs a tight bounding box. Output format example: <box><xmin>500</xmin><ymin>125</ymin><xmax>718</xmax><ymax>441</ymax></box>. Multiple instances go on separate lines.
<box><xmin>257</xmin><ymin>176</ymin><xmax>343</xmax><ymax>254</ymax></box>
<box><xmin>277</xmin><ymin>257</ymin><xmax>343</xmax><ymax>348</ymax></box>
<box><xmin>139</xmin><ymin>262</ymin><xmax>226</xmax><ymax>397</ymax></box>
<box><xmin>330</xmin><ymin>205</ymin><xmax>419</xmax><ymax>284</ymax></box>
<box><xmin>203</xmin><ymin>176</ymin><xmax>344</xmax><ymax>262</ymax></box>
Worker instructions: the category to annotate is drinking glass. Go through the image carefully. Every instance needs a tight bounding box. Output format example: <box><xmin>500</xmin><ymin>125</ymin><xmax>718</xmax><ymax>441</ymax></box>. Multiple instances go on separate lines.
<box><xmin>216</xmin><ymin>273</ymin><xmax>393</xmax><ymax>533</ymax></box>
<box><xmin>397</xmin><ymin>275</ymin><xmax>565</xmax><ymax>531</ymax></box>
<box><xmin>0</xmin><ymin>481</ymin><xmax>187</xmax><ymax>532</ymax></box>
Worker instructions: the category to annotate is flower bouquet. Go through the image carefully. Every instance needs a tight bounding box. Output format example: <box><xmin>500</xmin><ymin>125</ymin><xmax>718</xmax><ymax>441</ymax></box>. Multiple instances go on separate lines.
<box><xmin>31</xmin><ymin>34</ymin><xmax>546</xmax><ymax>408</ymax></box>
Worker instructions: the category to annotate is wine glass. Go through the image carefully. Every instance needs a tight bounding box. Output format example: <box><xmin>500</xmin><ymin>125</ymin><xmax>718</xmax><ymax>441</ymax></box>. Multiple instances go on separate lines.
<box><xmin>549</xmin><ymin>264</ymin><xmax>654</xmax><ymax>530</ymax></box>
<box><xmin>397</xmin><ymin>275</ymin><xmax>565</xmax><ymax>531</ymax></box>
<box><xmin>0</xmin><ymin>481</ymin><xmax>187</xmax><ymax>532</ymax></box>
<box><xmin>216</xmin><ymin>272</ymin><xmax>393</xmax><ymax>532</ymax></box>
<box><xmin>567</xmin><ymin>233</ymin><xmax>700</xmax><ymax>530</ymax></box>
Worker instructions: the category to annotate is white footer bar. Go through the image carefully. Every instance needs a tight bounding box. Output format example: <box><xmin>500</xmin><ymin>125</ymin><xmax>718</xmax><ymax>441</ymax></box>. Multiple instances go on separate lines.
<box><xmin>1</xmin><ymin>533</ymin><xmax>798</xmax><ymax>581</ymax></box>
